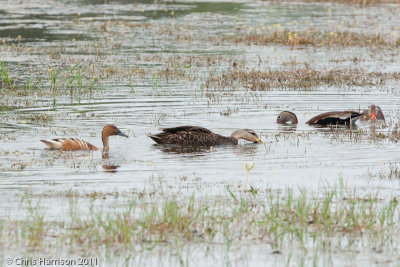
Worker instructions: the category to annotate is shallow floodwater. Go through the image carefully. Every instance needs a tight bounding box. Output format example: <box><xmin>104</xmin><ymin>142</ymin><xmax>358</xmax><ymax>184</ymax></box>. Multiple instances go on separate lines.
<box><xmin>1</xmin><ymin>0</ymin><xmax>400</xmax><ymax>265</ymax></box>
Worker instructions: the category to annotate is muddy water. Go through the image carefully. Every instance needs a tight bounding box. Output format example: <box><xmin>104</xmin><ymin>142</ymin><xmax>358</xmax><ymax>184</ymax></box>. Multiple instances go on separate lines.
<box><xmin>1</xmin><ymin>0</ymin><xmax>400</xmax><ymax>264</ymax></box>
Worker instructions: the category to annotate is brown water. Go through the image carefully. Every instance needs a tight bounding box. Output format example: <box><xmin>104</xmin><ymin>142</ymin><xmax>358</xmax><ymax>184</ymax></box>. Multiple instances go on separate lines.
<box><xmin>1</xmin><ymin>0</ymin><xmax>400</xmax><ymax>265</ymax></box>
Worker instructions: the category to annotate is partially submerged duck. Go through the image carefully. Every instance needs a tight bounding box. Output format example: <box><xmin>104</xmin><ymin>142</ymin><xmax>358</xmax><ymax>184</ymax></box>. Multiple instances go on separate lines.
<box><xmin>149</xmin><ymin>126</ymin><xmax>262</xmax><ymax>146</ymax></box>
<box><xmin>276</xmin><ymin>110</ymin><xmax>363</xmax><ymax>126</ymax></box>
<box><xmin>41</xmin><ymin>124</ymin><xmax>128</xmax><ymax>151</ymax></box>
<box><xmin>306</xmin><ymin>111</ymin><xmax>362</xmax><ymax>126</ymax></box>
<box><xmin>359</xmin><ymin>105</ymin><xmax>385</xmax><ymax>122</ymax></box>
<box><xmin>277</xmin><ymin>111</ymin><xmax>298</xmax><ymax>124</ymax></box>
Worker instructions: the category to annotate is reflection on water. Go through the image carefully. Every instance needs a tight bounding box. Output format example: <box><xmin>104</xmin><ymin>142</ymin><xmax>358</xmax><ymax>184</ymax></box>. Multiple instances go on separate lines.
<box><xmin>102</xmin><ymin>153</ymin><xmax>120</xmax><ymax>173</ymax></box>
<box><xmin>154</xmin><ymin>144</ymin><xmax>213</xmax><ymax>155</ymax></box>
<box><xmin>277</xmin><ymin>124</ymin><xmax>298</xmax><ymax>133</ymax></box>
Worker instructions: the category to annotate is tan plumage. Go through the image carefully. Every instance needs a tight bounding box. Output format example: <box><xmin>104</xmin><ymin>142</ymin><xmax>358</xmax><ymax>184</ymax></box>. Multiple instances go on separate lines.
<box><xmin>40</xmin><ymin>138</ymin><xmax>99</xmax><ymax>151</ymax></box>
<box><xmin>41</xmin><ymin>124</ymin><xmax>128</xmax><ymax>151</ymax></box>
<box><xmin>149</xmin><ymin>126</ymin><xmax>262</xmax><ymax>146</ymax></box>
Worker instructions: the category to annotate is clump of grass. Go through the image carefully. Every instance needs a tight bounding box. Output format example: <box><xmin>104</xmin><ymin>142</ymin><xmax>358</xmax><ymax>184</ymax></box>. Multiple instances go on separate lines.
<box><xmin>376</xmin><ymin>162</ymin><xmax>400</xmax><ymax>179</ymax></box>
<box><xmin>19</xmin><ymin>113</ymin><xmax>55</xmax><ymax>124</ymax></box>
<box><xmin>49</xmin><ymin>68</ymin><xmax>58</xmax><ymax>92</ymax></box>
<box><xmin>225</xmin><ymin>28</ymin><xmax>400</xmax><ymax>48</ymax></box>
<box><xmin>243</xmin><ymin>162</ymin><xmax>254</xmax><ymax>191</ymax></box>
<box><xmin>386</xmin><ymin>123</ymin><xmax>400</xmax><ymax>142</ymax></box>
<box><xmin>48</xmin><ymin>63</ymin><xmax>98</xmax><ymax>95</ymax></box>
<box><xmin>0</xmin><ymin>61</ymin><xmax>14</xmax><ymax>89</ymax></box>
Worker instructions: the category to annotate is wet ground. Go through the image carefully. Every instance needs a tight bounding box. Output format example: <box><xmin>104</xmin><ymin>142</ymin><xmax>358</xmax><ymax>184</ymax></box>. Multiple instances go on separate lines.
<box><xmin>1</xmin><ymin>0</ymin><xmax>400</xmax><ymax>266</ymax></box>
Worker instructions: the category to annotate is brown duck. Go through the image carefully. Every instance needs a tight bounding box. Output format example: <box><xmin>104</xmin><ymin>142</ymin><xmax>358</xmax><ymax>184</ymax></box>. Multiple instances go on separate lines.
<box><xmin>276</xmin><ymin>111</ymin><xmax>362</xmax><ymax>126</ymax></box>
<box><xmin>306</xmin><ymin>111</ymin><xmax>362</xmax><ymax>126</ymax></box>
<box><xmin>149</xmin><ymin>126</ymin><xmax>262</xmax><ymax>146</ymax></box>
<box><xmin>277</xmin><ymin>111</ymin><xmax>298</xmax><ymax>124</ymax></box>
<box><xmin>41</xmin><ymin>124</ymin><xmax>128</xmax><ymax>151</ymax></box>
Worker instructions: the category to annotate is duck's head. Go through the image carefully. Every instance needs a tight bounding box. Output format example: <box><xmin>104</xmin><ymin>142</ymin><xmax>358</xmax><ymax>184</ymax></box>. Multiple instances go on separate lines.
<box><xmin>369</xmin><ymin>105</ymin><xmax>377</xmax><ymax>120</ymax></box>
<box><xmin>362</xmin><ymin>105</ymin><xmax>385</xmax><ymax>122</ymax></box>
<box><xmin>277</xmin><ymin>111</ymin><xmax>298</xmax><ymax>124</ymax></box>
<box><xmin>231</xmin><ymin>129</ymin><xmax>262</xmax><ymax>144</ymax></box>
<box><xmin>102</xmin><ymin>124</ymin><xmax>128</xmax><ymax>138</ymax></box>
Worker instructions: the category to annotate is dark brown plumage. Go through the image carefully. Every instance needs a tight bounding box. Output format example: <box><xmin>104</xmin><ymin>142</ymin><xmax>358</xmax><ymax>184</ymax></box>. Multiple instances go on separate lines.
<box><xmin>149</xmin><ymin>126</ymin><xmax>262</xmax><ymax>146</ymax></box>
<box><xmin>306</xmin><ymin>111</ymin><xmax>362</xmax><ymax>126</ymax></box>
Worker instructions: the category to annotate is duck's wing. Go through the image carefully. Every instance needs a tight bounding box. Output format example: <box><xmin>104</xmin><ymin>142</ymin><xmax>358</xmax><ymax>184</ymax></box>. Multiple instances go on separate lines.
<box><xmin>307</xmin><ymin>111</ymin><xmax>361</xmax><ymax>125</ymax></box>
<box><xmin>41</xmin><ymin>138</ymin><xmax>99</xmax><ymax>151</ymax></box>
<box><xmin>161</xmin><ymin>126</ymin><xmax>213</xmax><ymax>134</ymax></box>
<box><xmin>149</xmin><ymin>126</ymin><xmax>222</xmax><ymax>145</ymax></box>
<box><xmin>376</xmin><ymin>106</ymin><xmax>385</xmax><ymax>121</ymax></box>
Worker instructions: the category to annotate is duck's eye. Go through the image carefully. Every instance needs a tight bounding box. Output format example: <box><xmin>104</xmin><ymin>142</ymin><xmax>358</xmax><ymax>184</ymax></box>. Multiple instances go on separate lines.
<box><xmin>278</xmin><ymin>116</ymin><xmax>281</xmax><ymax>119</ymax></box>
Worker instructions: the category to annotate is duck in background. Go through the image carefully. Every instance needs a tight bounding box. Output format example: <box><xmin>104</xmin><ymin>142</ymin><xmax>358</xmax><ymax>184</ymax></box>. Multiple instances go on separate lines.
<box><xmin>276</xmin><ymin>111</ymin><xmax>298</xmax><ymax>124</ymax></box>
<box><xmin>277</xmin><ymin>105</ymin><xmax>385</xmax><ymax>126</ymax></box>
<box><xmin>359</xmin><ymin>105</ymin><xmax>385</xmax><ymax>123</ymax></box>
<box><xmin>305</xmin><ymin>111</ymin><xmax>362</xmax><ymax>126</ymax></box>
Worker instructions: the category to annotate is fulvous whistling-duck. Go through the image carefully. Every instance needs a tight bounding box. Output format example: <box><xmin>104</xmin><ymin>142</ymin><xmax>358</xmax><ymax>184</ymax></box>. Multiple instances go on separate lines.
<box><xmin>41</xmin><ymin>124</ymin><xmax>128</xmax><ymax>152</ymax></box>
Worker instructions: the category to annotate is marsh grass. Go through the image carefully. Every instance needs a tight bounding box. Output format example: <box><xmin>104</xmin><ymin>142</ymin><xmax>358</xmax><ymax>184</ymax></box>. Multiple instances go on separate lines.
<box><xmin>1</xmin><ymin>61</ymin><xmax>15</xmax><ymax>89</ymax></box>
<box><xmin>281</xmin><ymin>0</ymin><xmax>400</xmax><ymax>4</ymax></box>
<box><xmin>327</xmin><ymin>122</ymin><xmax>400</xmax><ymax>144</ymax></box>
<box><xmin>2</xmin><ymin>183</ymin><xmax>399</xmax><ymax>257</ymax></box>
<box><xmin>226</xmin><ymin>29</ymin><xmax>400</xmax><ymax>48</ymax></box>
<box><xmin>206</xmin><ymin>68</ymin><xmax>398</xmax><ymax>91</ymax></box>
<box><xmin>0</xmin><ymin>60</ymin><xmax>98</xmax><ymax>97</ymax></box>
<box><xmin>374</xmin><ymin>162</ymin><xmax>400</xmax><ymax>180</ymax></box>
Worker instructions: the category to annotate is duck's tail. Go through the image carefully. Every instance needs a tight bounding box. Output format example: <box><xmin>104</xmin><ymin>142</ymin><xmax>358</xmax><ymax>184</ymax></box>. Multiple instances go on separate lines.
<box><xmin>148</xmin><ymin>135</ymin><xmax>163</xmax><ymax>144</ymax></box>
<box><xmin>40</xmin><ymin>139</ymin><xmax>63</xmax><ymax>150</ymax></box>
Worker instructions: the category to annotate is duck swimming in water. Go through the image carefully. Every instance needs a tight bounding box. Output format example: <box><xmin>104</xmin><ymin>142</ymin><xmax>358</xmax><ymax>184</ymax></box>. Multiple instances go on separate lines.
<box><xmin>306</xmin><ymin>111</ymin><xmax>362</xmax><ymax>126</ymax></box>
<box><xmin>276</xmin><ymin>110</ymin><xmax>363</xmax><ymax>126</ymax></box>
<box><xmin>276</xmin><ymin>111</ymin><xmax>298</xmax><ymax>124</ymax></box>
<box><xmin>149</xmin><ymin>126</ymin><xmax>262</xmax><ymax>146</ymax></box>
<box><xmin>41</xmin><ymin>124</ymin><xmax>128</xmax><ymax>151</ymax></box>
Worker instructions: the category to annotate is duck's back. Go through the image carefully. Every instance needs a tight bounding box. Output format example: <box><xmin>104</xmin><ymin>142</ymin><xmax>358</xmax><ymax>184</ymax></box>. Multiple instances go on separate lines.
<box><xmin>306</xmin><ymin>111</ymin><xmax>361</xmax><ymax>126</ymax></box>
<box><xmin>149</xmin><ymin>126</ymin><xmax>233</xmax><ymax>146</ymax></box>
<box><xmin>41</xmin><ymin>138</ymin><xmax>99</xmax><ymax>151</ymax></box>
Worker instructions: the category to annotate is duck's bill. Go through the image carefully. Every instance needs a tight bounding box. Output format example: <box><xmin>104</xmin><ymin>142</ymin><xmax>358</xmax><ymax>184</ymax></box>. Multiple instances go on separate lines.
<box><xmin>117</xmin><ymin>130</ymin><xmax>129</xmax><ymax>138</ymax></box>
<box><xmin>370</xmin><ymin>113</ymin><xmax>376</xmax><ymax>120</ymax></box>
<box><xmin>254</xmin><ymin>138</ymin><xmax>263</xmax><ymax>144</ymax></box>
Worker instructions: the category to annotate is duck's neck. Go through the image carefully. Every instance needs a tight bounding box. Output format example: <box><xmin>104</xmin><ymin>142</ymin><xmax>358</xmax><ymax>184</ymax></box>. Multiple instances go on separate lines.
<box><xmin>224</xmin><ymin>136</ymin><xmax>238</xmax><ymax>145</ymax></box>
<box><xmin>102</xmin><ymin>134</ymin><xmax>109</xmax><ymax>152</ymax></box>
